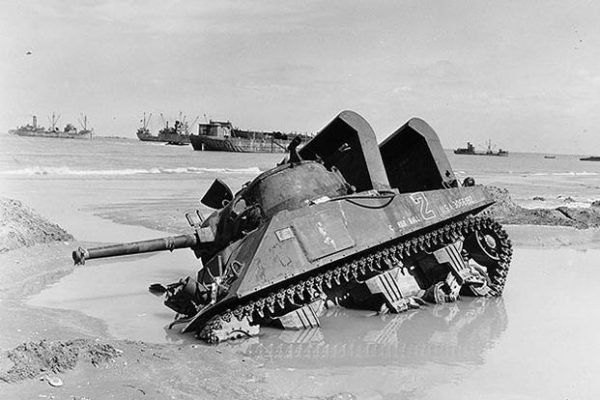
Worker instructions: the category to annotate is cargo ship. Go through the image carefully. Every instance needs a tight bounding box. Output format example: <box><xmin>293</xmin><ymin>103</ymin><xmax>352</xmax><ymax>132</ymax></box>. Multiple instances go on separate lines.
<box><xmin>9</xmin><ymin>114</ymin><xmax>93</xmax><ymax>139</ymax></box>
<box><xmin>190</xmin><ymin>120</ymin><xmax>310</xmax><ymax>153</ymax></box>
<box><xmin>136</xmin><ymin>113</ymin><xmax>197</xmax><ymax>145</ymax></box>
<box><xmin>454</xmin><ymin>141</ymin><xmax>508</xmax><ymax>157</ymax></box>
<box><xmin>580</xmin><ymin>156</ymin><xmax>600</xmax><ymax>161</ymax></box>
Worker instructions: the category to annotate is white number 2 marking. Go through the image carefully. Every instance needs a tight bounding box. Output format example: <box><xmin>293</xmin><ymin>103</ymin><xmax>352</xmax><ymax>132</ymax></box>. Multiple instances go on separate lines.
<box><xmin>410</xmin><ymin>192</ymin><xmax>436</xmax><ymax>220</ymax></box>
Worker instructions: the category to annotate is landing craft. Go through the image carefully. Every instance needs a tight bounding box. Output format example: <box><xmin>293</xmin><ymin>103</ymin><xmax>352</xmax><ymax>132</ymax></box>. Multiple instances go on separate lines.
<box><xmin>73</xmin><ymin>110</ymin><xmax>512</xmax><ymax>343</ymax></box>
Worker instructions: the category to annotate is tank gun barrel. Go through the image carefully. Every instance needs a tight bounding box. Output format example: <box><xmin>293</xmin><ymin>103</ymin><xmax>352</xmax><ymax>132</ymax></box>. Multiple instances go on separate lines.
<box><xmin>73</xmin><ymin>233</ymin><xmax>198</xmax><ymax>265</ymax></box>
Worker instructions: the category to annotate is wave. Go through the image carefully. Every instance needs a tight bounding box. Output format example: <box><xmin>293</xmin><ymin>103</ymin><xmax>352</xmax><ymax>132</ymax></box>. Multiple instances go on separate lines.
<box><xmin>529</xmin><ymin>171</ymin><xmax>599</xmax><ymax>177</ymax></box>
<box><xmin>0</xmin><ymin>166</ymin><xmax>262</xmax><ymax>176</ymax></box>
<box><xmin>456</xmin><ymin>170</ymin><xmax>599</xmax><ymax>177</ymax></box>
<box><xmin>456</xmin><ymin>171</ymin><xmax>600</xmax><ymax>177</ymax></box>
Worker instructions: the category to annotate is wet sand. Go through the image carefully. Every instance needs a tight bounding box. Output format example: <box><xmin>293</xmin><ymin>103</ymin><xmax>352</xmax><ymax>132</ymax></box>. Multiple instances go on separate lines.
<box><xmin>2</xmin><ymin>175</ymin><xmax>600</xmax><ymax>399</ymax></box>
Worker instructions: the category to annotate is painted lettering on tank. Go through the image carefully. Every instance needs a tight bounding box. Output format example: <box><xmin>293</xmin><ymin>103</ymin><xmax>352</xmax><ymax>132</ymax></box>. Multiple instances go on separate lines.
<box><xmin>410</xmin><ymin>192</ymin><xmax>436</xmax><ymax>220</ymax></box>
<box><xmin>408</xmin><ymin>216</ymin><xmax>421</xmax><ymax>224</ymax></box>
<box><xmin>396</xmin><ymin>220</ymin><xmax>409</xmax><ymax>229</ymax></box>
<box><xmin>451</xmin><ymin>195</ymin><xmax>475</xmax><ymax>209</ymax></box>
<box><xmin>439</xmin><ymin>203</ymin><xmax>452</xmax><ymax>215</ymax></box>
<box><xmin>439</xmin><ymin>195</ymin><xmax>476</xmax><ymax>215</ymax></box>
<box><xmin>396</xmin><ymin>215</ymin><xmax>423</xmax><ymax>230</ymax></box>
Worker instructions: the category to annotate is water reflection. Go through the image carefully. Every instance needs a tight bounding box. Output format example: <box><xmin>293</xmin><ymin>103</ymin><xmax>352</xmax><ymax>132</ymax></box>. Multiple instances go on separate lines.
<box><xmin>229</xmin><ymin>297</ymin><xmax>507</xmax><ymax>368</ymax></box>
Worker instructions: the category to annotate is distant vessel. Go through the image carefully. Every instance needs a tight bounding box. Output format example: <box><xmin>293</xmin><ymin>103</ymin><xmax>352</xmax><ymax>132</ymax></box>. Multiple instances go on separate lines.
<box><xmin>136</xmin><ymin>113</ymin><xmax>198</xmax><ymax>145</ymax></box>
<box><xmin>544</xmin><ymin>155</ymin><xmax>556</xmax><ymax>159</ymax></box>
<box><xmin>9</xmin><ymin>114</ymin><xmax>93</xmax><ymax>139</ymax></box>
<box><xmin>454</xmin><ymin>141</ymin><xmax>508</xmax><ymax>157</ymax></box>
<box><xmin>190</xmin><ymin>120</ymin><xmax>310</xmax><ymax>153</ymax></box>
<box><xmin>580</xmin><ymin>156</ymin><xmax>600</xmax><ymax>161</ymax></box>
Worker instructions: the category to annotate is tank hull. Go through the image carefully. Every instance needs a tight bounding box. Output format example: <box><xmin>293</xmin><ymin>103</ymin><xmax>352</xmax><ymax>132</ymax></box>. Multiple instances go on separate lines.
<box><xmin>184</xmin><ymin>184</ymin><xmax>498</xmax><ymax>334</ymax></box>
<box><xmin>238</xmin><ymin>187</ymin><xmax>490</xmax><ymax>296</ymax></box>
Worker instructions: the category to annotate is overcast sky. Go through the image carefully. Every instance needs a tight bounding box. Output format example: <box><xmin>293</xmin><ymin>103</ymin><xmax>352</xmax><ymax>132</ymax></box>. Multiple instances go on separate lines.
<box><xmin>1</xmin><ymin>0</ymin><xmax>599</xmax><ymax>154</ymax></box>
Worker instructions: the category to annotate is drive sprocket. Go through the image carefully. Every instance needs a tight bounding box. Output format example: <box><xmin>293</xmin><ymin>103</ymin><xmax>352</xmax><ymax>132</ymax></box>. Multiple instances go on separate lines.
<box><xmin>462</xmin><ymin>218</ymin><xmax>512</xmax><ymax>296</ymax></box>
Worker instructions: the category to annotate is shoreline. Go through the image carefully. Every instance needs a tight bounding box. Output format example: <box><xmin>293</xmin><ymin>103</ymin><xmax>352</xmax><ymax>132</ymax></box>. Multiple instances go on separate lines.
<box><xmin>66</xmin><ymin>185</ymin><xmax>600</xmax><ymax>238</ymax></box>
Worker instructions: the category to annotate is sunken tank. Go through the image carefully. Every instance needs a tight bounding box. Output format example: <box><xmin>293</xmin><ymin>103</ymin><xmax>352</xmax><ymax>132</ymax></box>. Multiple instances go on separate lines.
<box><xmin>73</xmin><ymin>111</ymin><xmax>512</xmax><ymax>343</ymax></box>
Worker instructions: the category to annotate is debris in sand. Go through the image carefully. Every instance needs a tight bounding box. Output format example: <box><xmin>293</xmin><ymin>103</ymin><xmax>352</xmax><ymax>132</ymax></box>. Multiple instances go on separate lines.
<box><xmin>558</xmin><ymin>195</ymin><xmax>576</xmax><ymax>203</ymax></box>
<box><xmin>45</xmin><ymin>375</ymin><xmax>63</xmax><ymax>387</ymax></box>
<box><xmin>485</xmin><ymin>186</ymin><xmax>600</xmax><ymax>229</ymax></box>
<box><xmin>0</xmin><ymin>197</ymin><xmax>73</xmax><ymax>252</ymax></box>
<box><xmin>0</xmin><ymin>339</ymin><xmax>120</xmax><ymax>383</ymax></box>
<box><xmin>326</xmin><ymin>393</ymin><xmax>358</xmax><ymax>400</ymax></box>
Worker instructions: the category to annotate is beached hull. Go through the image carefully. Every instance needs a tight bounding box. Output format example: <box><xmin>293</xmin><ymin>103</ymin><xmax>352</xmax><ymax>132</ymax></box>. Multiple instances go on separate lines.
<box><xmin>9</xmin><ymin>129</ymin><xmax>92</xmax><ymax>139</ymax></box>
<box><xmin>136</xmin><ymin>131</ymin><xmax>191</xmax><ymax>145</ymax></box>
<box><xmin>190</xmin><ymin>135</ymin><xmax>289</xmax><ymax>153</ymax></box>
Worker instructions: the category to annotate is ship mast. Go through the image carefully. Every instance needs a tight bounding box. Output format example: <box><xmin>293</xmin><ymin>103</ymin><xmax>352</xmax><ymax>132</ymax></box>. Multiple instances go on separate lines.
<box><xmin>160</xmin><ymin>113</ymin><xmax>168</xmax><ymax>129</ymax></box>
<box><xmin>141</xmin><ymin>112</ymin><xmax>152</xmax><ymax>129</ymax></box>
<box><xmin>189</xmin><ymin>115</ymin><xmax>200</xmax><ymax>135</ymax></box>
<box><xmin>78</xmin><ymin>113</ymin><xmax>87</xmax><ymax>130</ymax></box>
<box><xmin>48</xmin><ymin>113</ymin><xmax>60</xmax><ymax>132</ymax></box>
<box><xmin>179</xmin><ymin>112</ymin><xmax>186</xmax><ymax>134</ymax></box>
<box><xmin>78</xmin><ymin>113</ymin><xmax>93</xmax><ymax>139</ymax></box>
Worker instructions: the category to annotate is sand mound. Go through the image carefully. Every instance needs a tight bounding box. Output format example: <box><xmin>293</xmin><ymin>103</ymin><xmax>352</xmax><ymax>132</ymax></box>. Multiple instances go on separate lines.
<box><xmin>485</xmin><ymin>186</ymin><xmax>600</xmax><ymax>229</ymax></box>
<box><xmin>0</xmin><ymin>339</ymin><xmax>121</xmax><ymax>383</ymax></box>
<box><xmin>0</xmin><ymin>197</ymin><xmax>73</xmax><ymax>252</ymax></box>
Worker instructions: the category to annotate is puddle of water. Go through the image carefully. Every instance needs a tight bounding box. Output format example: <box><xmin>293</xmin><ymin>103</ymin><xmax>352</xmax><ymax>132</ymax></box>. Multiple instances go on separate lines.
<box><xmin>27</xmin><ymin>244</ymin><xmax>600</xmax><ymax>399</ymax></box>
<box><xmin>233</xmin><ymin>247</ymin><xmax>600</xmax><ymax>400</ymax></box>
<box><xmin>236</xmin><ymin>297</ymin><xmax>505</xmax><ymax>368</ymax></box>
<box><xmin>28</xmin><ymin>248</ymin><xmax>200</xmax><ymax>344</ymax></box>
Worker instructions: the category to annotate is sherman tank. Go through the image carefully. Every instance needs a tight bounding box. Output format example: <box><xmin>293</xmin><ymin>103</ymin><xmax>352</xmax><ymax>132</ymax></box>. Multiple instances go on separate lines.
<box><xmin>73</xmin><ymin>111</ymin><xmax>512</xmax><ymax>343</ymax></box>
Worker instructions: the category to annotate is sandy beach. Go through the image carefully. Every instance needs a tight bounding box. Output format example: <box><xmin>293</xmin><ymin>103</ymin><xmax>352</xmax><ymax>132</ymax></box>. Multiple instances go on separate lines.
<box><xmin>2</xmin><ymin>159</ymin><xmax>600</xmax><ymax>399</ymax></box>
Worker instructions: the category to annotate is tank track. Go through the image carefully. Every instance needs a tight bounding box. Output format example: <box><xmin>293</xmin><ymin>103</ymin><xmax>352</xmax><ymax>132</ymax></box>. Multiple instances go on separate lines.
<box><xmin>198</xmin><ymin>215</ymin><xmax>512</xmax><ymax>343</ymax></box>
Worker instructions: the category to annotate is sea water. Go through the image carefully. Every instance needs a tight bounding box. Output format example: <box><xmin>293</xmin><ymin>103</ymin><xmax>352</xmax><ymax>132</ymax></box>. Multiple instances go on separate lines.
<box><xmin>1</xmin><ymin>134</ymin><xmax>598</xmax><ymax>211</ymax></box>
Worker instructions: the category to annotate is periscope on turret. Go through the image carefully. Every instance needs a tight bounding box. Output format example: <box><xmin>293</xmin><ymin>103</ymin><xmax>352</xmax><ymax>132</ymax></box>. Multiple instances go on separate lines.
<box><xmin>73</xmin><ymin>110</ymin><xmax>512</xmax><ymax>343</ymax></box>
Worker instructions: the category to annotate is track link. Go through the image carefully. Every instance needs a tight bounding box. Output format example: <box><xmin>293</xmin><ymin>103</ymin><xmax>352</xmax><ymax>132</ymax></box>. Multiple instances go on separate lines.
<box><xmin>198</xmin><ymin>215</ymin><xmax>512</xmax><ymax>343</ymax></box>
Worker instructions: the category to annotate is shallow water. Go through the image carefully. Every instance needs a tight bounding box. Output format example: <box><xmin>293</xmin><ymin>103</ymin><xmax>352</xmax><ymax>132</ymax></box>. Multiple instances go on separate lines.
<box><xmin>27</xmin><ymin>248</ymin><xmax>200</xmax><ymax>344</ymax></box>
<box><xmin>245</xmin><ymin>246</ymin><xmax>600</xmax><ymax>399</ymax></box>
<box><xmin>26</xmin><ymin>245</ymin><xmax>600</xmax><ymax>399</ymax></box>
